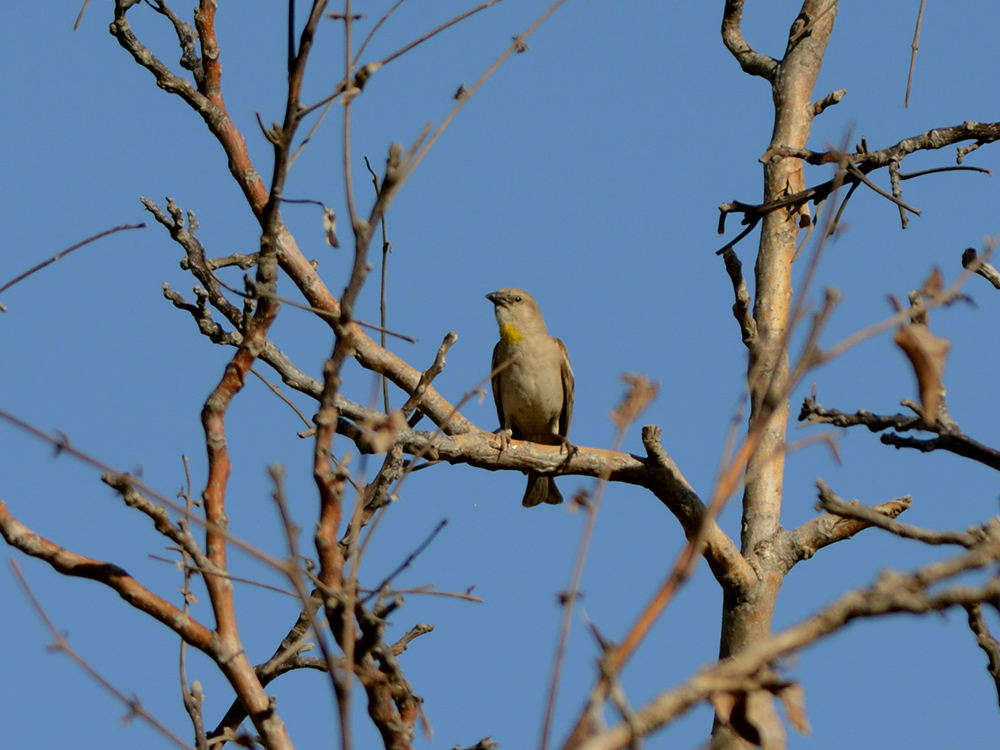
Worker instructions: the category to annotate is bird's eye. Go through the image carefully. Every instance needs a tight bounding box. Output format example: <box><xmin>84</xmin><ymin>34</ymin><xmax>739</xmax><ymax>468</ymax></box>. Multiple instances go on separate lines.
<box><xmin>514</xmin><ymin>296</ymin><xmax>521</xmax><ymax>302</ymax></box>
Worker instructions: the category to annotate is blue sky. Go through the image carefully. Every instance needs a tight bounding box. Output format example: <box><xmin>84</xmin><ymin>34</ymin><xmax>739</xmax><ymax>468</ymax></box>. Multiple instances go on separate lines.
<box><xmin>2</xmin><ymin>1</ymin><xmax>1000</xmax><ymax>748</ymax></box>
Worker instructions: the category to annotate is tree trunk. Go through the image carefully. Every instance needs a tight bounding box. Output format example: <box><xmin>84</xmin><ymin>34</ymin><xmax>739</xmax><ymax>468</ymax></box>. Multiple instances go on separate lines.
<box><xmin>712</xmin><ymin>3</ymin><xmax>838</xmax><ymax>748</ymax></box>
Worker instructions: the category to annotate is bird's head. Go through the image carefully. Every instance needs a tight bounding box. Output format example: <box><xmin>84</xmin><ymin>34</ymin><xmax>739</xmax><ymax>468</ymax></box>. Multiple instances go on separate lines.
<box><xmin>486</xmin><ymin>288</ymin><xmax>548</xmax><ymax>343</ymax></box>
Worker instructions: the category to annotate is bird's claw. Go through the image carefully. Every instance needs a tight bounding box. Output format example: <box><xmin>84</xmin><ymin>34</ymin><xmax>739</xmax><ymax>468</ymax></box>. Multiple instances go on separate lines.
<box><xmin>493</xmin><ymin>428</ymin><xmax>513</xmax><ymax>453</ymax></box>
<box><xmin>559</xmin><ymin>438</ymin><xmax>578</xmax><ymax>458</ymax></box>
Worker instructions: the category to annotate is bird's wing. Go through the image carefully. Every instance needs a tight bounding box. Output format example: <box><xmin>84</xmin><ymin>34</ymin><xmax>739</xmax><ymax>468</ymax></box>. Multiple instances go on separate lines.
<box><xmin>556</xmin><ymin>337</ymin><xmax>574</xmax><ymax>437</ymax></box>
<box><xmin>491</xmin><ymin>342</ymin><xmax>506</xmax><ymax>430</ymax></box>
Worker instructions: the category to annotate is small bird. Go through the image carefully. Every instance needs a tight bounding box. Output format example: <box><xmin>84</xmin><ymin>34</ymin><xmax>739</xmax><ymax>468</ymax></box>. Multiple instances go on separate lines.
<box><xmin>486</xmin><ymin>288</ymin><xmax>574</xmax><ymax>507</ymax></box>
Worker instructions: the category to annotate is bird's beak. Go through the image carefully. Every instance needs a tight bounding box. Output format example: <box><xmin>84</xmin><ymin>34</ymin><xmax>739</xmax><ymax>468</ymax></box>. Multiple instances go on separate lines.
<box><xmin>486</xmin><ymin>292</ymin><xmax>500</xmax><ymax>304</ymax></box>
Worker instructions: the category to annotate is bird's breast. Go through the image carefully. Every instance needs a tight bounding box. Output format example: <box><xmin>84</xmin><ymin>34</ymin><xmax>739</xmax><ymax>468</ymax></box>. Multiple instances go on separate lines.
<box><xmin>497</xmin><ymin>345</ymin><xmax>565</xmax><ymax>442</ymax></box>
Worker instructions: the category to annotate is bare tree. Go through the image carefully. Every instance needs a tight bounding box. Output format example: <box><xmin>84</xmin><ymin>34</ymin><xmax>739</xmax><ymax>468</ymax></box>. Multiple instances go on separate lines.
<box><xmin>3</xmin><ymin>2</ymin><xmax>1000</xmax><ymax>750</ymax></box>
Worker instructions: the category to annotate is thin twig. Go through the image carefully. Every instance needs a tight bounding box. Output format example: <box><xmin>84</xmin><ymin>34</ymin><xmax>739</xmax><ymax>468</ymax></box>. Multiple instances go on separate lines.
<box><xmin>565</xmin><ymin>160</ymin><xmax>852</xmax><ymax>748</ymax></box>
<box><xmin>360</xmin><ymin>519</ymin><xmax>449</xmax><ymax>604</ymax></box>
<box><xmin>353</xmin><ymin>0</ymin><xmax>406</xmax><ymax>63</ymax></box>
<box><xmin>245</xmin><ymin>286</ymin><xmax>417</xmax><ymax>342</ymax></box>
<box><xmin>288</xmin><ymin>97</ymin><xmax>336</xmax><ymax>166</ymax></box>
<box><xmin>0</xmin><ymin>407</ymin><xmax>284</xmax><ymax>570</ymax></box>
<box><xmin>541</xmin><ymin>376</ymin><xmax>658</xmax><ymax>750</ymax></box>
<box><xmin>0</xmin><ymin>223</ymin><xmax>146</xmax><ymax>312</ymax></box>
<box><xmin>377</xmin><ymin>584</ymin><xmax>483</xmax><ymax>603</ymax></box>
<box><xmin>269</xmin><ymin>465</ymin><xmax>345</xmax><ymax>730</ymax></box>
<box><xmin>400</xmin><ymin>332</ymin><xmax>459</xmax><ymax>419</ymax></box>
<box><xmin>904</xmin><ymin>0</ymin><xmax>927</xmax><ymax>108</ymax></box>
<box><xmin>394</xmin><ymin>0</ymin><xmax>573</xmax><ymax>188</ymax></box>
<box><xmin>249</xmin><ymin>367</ymin><xmax>313</xmax><ymax>428</ymax></box>
<box><xmin>845</xmin><ymin>162</ymin><xmax>920</xmax><ymax>215</ymax></box>
<box><xmin>819</xmin><ymin>259</ymin><xmax>979</xmax><ymax>365</ymax></box>
<box><xmin>364</xmin><ymin>155</ymin><xmax>393</xmax><ymax>414</ymax></box>
<box><xmin>577</xmin><ymin>544</ymin><xmax>1000</xmax><ymax>750</ymax></box>
<box><xmin>388</xmin><ymin>355</ymin><xmax>515</xmax><ymax>499</ymax></box>
<box><xmin>342</xmin><ymin>0</ymin><xmax>358</xmax><ymax>233</ymax></box>
<box><xmin>73</xmin><ymin>0</ymin><xmax>91</xmax><ymax>30</ymax></box>
<box><xmin>10</xmin><ymin>559</ymin><xmax>196</xmax><ymax>750</ymax></box>
<box><xmin>178</xmin><ymin>456</ymin><xmax>208</xmax><ymax>750</ymax></box>
<box><xmin>147</xmin><ymin>554</ymin><xmax>300</xmax><ymax>597</ymax></box>
<box><xmin>372</xmin><ymin>0</ymin><xmax>504</xmax><ymax>70</ymax></box>
<box><xmin>900</xmin><ymin>165</ymin><xmax>992</xmax><ymax>180</ymax></box>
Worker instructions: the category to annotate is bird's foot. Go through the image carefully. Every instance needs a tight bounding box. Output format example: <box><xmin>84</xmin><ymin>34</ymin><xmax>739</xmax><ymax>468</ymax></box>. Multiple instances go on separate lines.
<box><xmin>492</xmin><ymin>428</ymin><xmax>513</xmax><ymax>453</ymax></box>
<box><xmin>559</xmin><ymin>438</ymin><xmax>578</xmax><ymax>458</ymax></box>
<box><xmin>557</xmin><ymin>438</ymin><xmax>578</xmax><ymax>471</ymax></box>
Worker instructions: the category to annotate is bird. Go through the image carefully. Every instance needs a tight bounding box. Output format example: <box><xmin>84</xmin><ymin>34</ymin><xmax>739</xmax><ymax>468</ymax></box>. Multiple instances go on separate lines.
<box><xmin>486</xmin><ymin>288</ymin><xmax>574</xmax><ymax>507</ymax></box>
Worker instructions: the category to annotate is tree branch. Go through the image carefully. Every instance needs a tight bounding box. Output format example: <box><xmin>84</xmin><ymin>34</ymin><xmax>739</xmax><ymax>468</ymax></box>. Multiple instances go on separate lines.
<box><xmin>965</xmin><ymin>603</ymin><xmax>1000</xmax><ymax>709</ymax></box>
<box><xmin>720</xmin><ymin>247</ymin><xmax>756</xmax><ymax>347</ymax></box>
<box><xmin>799</xmin><ymin>394</ymin><xmax>1000</xmax><ymax>472</ymax></box>
<box><xmin>781</xmin><ymin>483</ymin><xmax>912</xmax><ymax>566</ymax></box>
<box><xmin>0</xmin><ymin>500</ymin><xmax>214</xmax><ymax>651</ymax></box>
<box><xmin>962</xmin><ymin>247</ymin><xmax>1000</xmax><ymax>290</ymax></box>
<box><xmin>720</xmin><ymin>119</ymin><xmax>998</xmax><ymax>246</ymax></box>
<box><xmin>812</xmin><ymin>479</ymin><xmax>979</xmax><ymax>547</ymax></box>
<box><xmin>641</xmin><ymin>426</ymin><xmax>754</xmax><ymax>591</ymax></box>
<box><xmin>9</xmin><ymin>559</ymin><xmax>197</xmax><ymax>750</ymax></box>
<box><xmin>573</xmin><ymin>538</ymin><xmax>1000</xmax><ymax>750</ymax></box>
<box><xmin>721</xmin><ymin>0</ymin><xmax>779</xmax><ymax>81</ymax></box>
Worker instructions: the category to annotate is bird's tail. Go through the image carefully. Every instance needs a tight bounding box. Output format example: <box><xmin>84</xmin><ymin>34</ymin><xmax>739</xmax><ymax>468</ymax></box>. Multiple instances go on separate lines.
<box><xmin>522</xmin><ymin>473</ymin><xmax>563</xmax><ymax>507</ymax></box>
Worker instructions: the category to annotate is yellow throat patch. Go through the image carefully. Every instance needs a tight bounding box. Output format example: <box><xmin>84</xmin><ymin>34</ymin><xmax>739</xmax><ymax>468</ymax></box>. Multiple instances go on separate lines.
<box><xmin>498</xmin><ymin>323</ymin><xmax>523</xmax><ymax>345</ymax></box>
